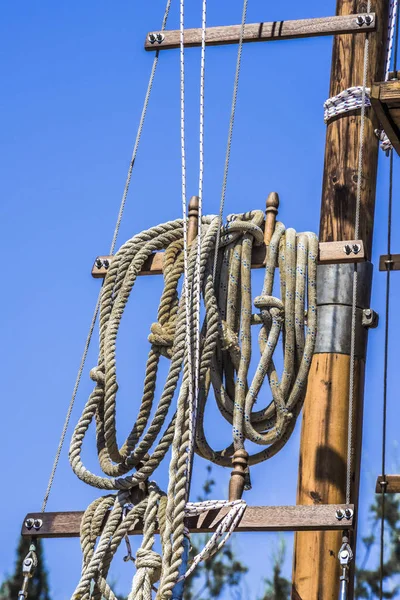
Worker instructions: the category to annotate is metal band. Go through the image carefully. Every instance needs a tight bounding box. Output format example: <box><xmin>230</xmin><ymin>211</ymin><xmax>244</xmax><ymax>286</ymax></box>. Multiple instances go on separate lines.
<box><xmin>314</xmin><ymin>262</ymin><xmax>373</xmax><ymax>358</ymax></box>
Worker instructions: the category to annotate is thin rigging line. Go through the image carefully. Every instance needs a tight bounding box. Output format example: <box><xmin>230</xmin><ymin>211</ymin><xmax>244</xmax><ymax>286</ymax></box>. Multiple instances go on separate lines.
<box><xmin>346</xmin><ymin>0</ymin><xmax>371</xmax><ymax>507</ymax></box>
<box><xmin>40</xmin><ymin>0</ymin><xmax>172</xmax><ymax>513</ymax></box>
<box><xmin>380</xmin><ymin>149</ymin><xmax>394</xmax><ymax>600</ymax></box>
<box><xmin>212</xmin><ymin>0</ymin><xmax>249</xmax><ymax>280</ymax></box>
<box><xmin>394</xmin><ymin>0</ymin><xmax>400</xmax><ymax>73</ymax></box>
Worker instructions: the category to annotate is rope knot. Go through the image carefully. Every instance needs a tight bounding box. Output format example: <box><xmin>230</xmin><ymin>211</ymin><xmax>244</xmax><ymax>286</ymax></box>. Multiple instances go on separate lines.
<box><xmin>89</xmin><ymin>366</ymin><xmax>105</xmax><ymax>385</ymax></box>
<box><xmin>135</xmin><ymin>548</ymin><xmax>162</xmax><ymax>583</ymax></box>
<box><xmin>148</xmin><ymin>322</ymin><xmax>174</xmax><ymax>358</ymax></box>
<box><xmin>221</xmin><ymin>321</ymin><xmax>240</xmax><ymax>355</ymax></box>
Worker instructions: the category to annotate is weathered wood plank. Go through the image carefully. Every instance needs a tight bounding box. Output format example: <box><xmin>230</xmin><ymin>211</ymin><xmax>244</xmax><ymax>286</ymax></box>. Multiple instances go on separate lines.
<box><xmin>379</xmin><ymin>254</ymin><xmax>400</xmax><ymax>271</ymax></box>
<box><xmin>21</xmin><ymin>504</ymin><xmax>354</xmax><ymax>539</ymax></box>
<box><xmin>145</xmin><ymin>14</ymin><xmax>376</xmax><ymax>51</ymax></box>
<box><xmin>91</xmin><ymin>240</ymin><xmax>365</xmax><ymax>279</ymax></box>
<box><xmin>376</xmin><ymin>475</ymin><xmax>400</xmax><ymax>493</ymax></box>
<box><xmin>371</xmin><ymin>82</ymin><xmax>400</xmax><ymax>156</ymax></box>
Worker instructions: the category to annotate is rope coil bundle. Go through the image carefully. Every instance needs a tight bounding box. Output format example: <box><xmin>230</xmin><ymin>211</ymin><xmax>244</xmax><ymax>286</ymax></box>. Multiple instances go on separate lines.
<box><xmin>68</xmin><ymin>208</ymin><xmax>318</xmax><ymax>599</ymax></box>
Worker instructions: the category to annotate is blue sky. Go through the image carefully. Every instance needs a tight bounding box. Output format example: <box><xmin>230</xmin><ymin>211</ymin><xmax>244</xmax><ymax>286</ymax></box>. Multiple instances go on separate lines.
<box><xmin>1</xmin><ymin>1</ymin><xmax>399</xmax><ymax>598</ymax></box>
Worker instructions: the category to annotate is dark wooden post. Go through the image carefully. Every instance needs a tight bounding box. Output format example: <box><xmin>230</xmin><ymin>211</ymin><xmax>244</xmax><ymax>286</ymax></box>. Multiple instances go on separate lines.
<box><xmin>292</xmin><ymin>1</ymin><xmax>389</xmax><ymax>599</ymax></box>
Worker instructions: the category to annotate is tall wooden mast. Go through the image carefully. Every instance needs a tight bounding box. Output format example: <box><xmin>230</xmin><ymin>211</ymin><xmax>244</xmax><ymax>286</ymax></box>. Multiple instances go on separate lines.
<box><xmin>293</xmin><ymin>1</ymin><xmax>389</xmax><ymax>599</ymax></box>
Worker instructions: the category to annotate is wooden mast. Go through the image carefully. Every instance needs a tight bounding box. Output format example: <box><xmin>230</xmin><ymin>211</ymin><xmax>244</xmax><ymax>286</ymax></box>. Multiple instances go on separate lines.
<box><xmin>292</xmin><ymin>1</ymin><xmax>389</xmax><ymax>599</ymax></box>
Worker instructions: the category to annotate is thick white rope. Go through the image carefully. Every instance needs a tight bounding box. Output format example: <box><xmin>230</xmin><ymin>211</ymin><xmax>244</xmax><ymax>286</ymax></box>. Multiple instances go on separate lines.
<box><xmin>179</xmin><ymin>0</ymin><xmax>195</xmax><ymax>501</ymax></box>
<box><xmin>187</xmin><ymin>0</ymin><xmax>207</xmax><ymax>495</ymax></box>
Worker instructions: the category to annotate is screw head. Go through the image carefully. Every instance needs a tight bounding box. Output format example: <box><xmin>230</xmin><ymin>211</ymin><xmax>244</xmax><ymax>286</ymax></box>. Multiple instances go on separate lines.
<box><xmin>156</xmin><ymin>33</ymin><xmax>165</xmax><ymax>44</ymax></box>
<box><xmin>344</xmin><ymin>244</ymin><xmax>352</xmax><ymax>255</ymax></box>
<box><xmin>336</xmin><ymin>508</ymin><xmax>345</xmax><ymax>520</ymax></box>
<box><xmin>25</xmin><ymin>518</ymin><xmax>34</xmax><ymax>529</ymax></box>
<box><xmin>345</xmin><ymin>508</ymin><xmax>354</xmax><ymax>519</ymax></box>
<box><xmin>95</xmin><ymin>258</ymin><xmax>102</xmax><ymax>269</ymax></box>
<box><xmin>103</xmin><ymin>259</ymin><xmax>110</xmax><ymax>269</ymax></box>
<box><xmin>365</xmin><ymin>14</ymin><xmax>373</xmax><ymax>25</ymax></box>
<box><xmin>356</xmin><ymin>15</ymin><xmax>365</xmax><ymax>26</ymax></box>
<box><xmin>148</xmin><ymin>33</ymin><xmax>157</xmax><ymax>44</ymax></box>
<box><xmin>352</xmin><ymin>244</ymin><xmax>361</xmax><ymax>255</ymax></box>
<box><xmin>33</xmin><ymin>519</ymin><xmax>43</xmax><ymax>530</ymax></box>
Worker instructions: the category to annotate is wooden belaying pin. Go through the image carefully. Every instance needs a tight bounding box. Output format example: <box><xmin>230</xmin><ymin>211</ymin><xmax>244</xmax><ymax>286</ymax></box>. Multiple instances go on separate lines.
<box><xmin>228</xmin><ymin>449</ymin><xmax>249</xmax><ymax>501</ymax></box>
<box><xmin>264</xmin><ymin>192</ymin><xmax>279</xmax><ymax>247</ymax></box>
<box><xmin>187</xmin><ymin>196</ymin><xmax>199</xmax><ymax>246</ymax></box>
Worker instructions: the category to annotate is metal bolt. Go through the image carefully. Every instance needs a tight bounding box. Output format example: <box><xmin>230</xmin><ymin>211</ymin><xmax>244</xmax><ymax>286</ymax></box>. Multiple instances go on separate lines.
<box><xmin>344</xmin><ymin>244</ymin><xmax>352</xmax><ymax>255</ymax></box>
<box><xmin>345</xmin><ymin>508</ymin><xmax>354</xmax><ymax>520</ymax></box>
<box><xmin>365</xmin><ymin>14</ymin><xmax>373</xmax><ymax>25</ymax></box>
<box><xmin>103</xmin><ymin>259</ymin><xmax>110</xmax><ymax>269</ymax></box>
<box><xmin>24</xmin><ymin>558</ymin><xmax>33</xmax><ymax>568</ymax></box>
<box><xmin>148</xmin><ymin>33</ymin><xmax>157</xmax><ymax>44</ymax></box>
<box><xmin>95</xmin><ymin>258</ymin><xmax>103</xmax><ymax>269</ymax></box>
<box><xmin>336</xmin><ymin>508</ymin><xmax>345</xmax><ymax>520</ymax></box>
<box><xmin>352</xmin><ymin>244</ymin><xmax>361</xmax><ymax>255</ymax></box>
<box><xmin>25</xmin><ymin>518</ymin><xmax>34</xmax><ymax>530</ymax></box>
<box><xmin>362</xmin><ymin>307</ymin><xmax>379</xmax><ymax>328</ymax></box>
<box><xmin>33</xmin><ymin>519</ymin><xmax>43</xmax><ymax>530</ymax></box>
<box><xmin>156</xmin><ymin>33</ymin><xmax>165</xmax><ymax>44</ymax></box>
<box><xmin>356</xmin><ymin>15</ymin><xmax>365</xmax><ymax>26</ymax></box>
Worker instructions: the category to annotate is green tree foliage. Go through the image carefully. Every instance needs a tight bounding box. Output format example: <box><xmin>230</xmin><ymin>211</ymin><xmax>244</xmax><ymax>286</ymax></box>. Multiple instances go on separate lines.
<box><xmin>356</xmin><ymin>494</ymin><xmax>400</xmax><ymax>598</ymax></box>
<box><xmin>0</xmin><ymin>537</ymin><xmax>51</xmax><ymax>600</ymax></box>
<box><xmin>259</xmin><ymin>539</ymin><xmax>290</xmax><ymax>600</ymax></box>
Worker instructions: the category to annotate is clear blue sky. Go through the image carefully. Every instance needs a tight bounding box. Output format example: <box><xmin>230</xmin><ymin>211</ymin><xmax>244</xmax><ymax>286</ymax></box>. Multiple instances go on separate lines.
<box><xmin>1</xmin><ymin>1</ymin><xmax>399</xmax><ymax>598</ymax></box>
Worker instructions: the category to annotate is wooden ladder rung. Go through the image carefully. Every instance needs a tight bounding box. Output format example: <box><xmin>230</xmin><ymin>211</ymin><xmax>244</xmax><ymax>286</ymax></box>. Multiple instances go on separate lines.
<box><xmin>22</xmin><ymin>504</ymin><xmax>354</xmax><ymax>539</ymax></box>
<box><xmin>376</xmin><ymin>475</ymin><xmax>400</xmax><ymax>493</ymax></box>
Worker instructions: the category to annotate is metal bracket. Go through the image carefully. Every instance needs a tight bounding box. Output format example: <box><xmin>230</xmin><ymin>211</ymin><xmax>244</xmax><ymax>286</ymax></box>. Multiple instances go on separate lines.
<box><xmin>379</xmin><ymin>254</ymin><xmax>400</xmax><ymax>271</ymax></box>
<box><xmin>362</xmin><ymin>308</ymin><xmax>379</xmax><ymax>328</ymax></box>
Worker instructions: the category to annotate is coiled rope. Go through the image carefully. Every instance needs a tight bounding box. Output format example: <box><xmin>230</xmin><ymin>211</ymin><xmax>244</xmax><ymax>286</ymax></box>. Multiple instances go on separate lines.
<box><xmin>68</xmin><ymin>209</ymin><xmax>318</xmax><ymax>599</ymax></box>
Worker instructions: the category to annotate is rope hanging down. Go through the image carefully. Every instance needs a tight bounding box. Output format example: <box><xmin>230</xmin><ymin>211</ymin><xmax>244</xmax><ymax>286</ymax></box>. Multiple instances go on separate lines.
<box><xmin>337</xmin><ymin>2</ymin><xmax>370</xmax><ymax>595</ymax></box>
<box><xmin>68</xmin><ymin>210</ymin><xmax>318</xmax><ymax>599</ymax></box>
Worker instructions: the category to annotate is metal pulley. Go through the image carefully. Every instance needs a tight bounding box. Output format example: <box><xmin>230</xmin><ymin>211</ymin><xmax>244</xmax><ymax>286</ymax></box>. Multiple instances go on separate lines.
<box><xmin>17</xmin><ymin>544</ymin><xmax>37</xmax><ymax>600</ymax></box>
<box><xmin>338</xmin><ymin>537</ymin><xmax>353</xmax><ymax>600</ymax></box>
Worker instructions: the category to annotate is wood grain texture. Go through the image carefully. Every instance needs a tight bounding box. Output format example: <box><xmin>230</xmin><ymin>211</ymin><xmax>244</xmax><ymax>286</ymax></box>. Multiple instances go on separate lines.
<box><xmin>294</xmin><ymin>1</ymin><xmax>389</xmax><ymax>597</ymax></box>
<box><xmin>92</xmin><ymin>240</ymin><xmax>365</xmax><ymax>278</ymax></box>
<box><xmin>293</xmin><ymin>354</ymin><xmax>364</xmax><ymax>600</ymax></box>
<box><xmin>375</xmin><ymin>475</ymin><xmax>400</xmax><ymax>493</ymax></box>
<box><xmin>371</xmin><ymin>81</ymin><xmax>400</xmax><ymax>155</ymax></box>
<box><xmin>145</xmin><ymin>14</ymin><xmax>376</xmax><ymax>51</ymax></box>
<box><xmin>21</xmin><ymin>504</ymin><xmax>355</xmax><ymax>538</ymax></box>
<box><xmin>318</xmin><ymin>3</ymin><xmax>388</xmax><ymax>259</ymax></box>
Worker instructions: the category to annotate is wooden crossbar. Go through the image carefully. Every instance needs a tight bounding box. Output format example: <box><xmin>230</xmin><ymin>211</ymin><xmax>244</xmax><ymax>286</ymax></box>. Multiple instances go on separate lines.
<box><xmin>145</xmin><ymin>14</ymin><xmax>376</xmax><ymax>51</ymax></box>
<box><xmin>22</xmin><ymin>504</ymin><xmax>354</xmax><ymax>538</ymax></box>
<box><xmin>376</xmin><ymin>475</ymin><xmax>400</xmax><ymax>493</ymax></box>
<box><xmin>91</xmin><ymin>240</ymin><xmax>366</xmax><ymax>278</ymax></box>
